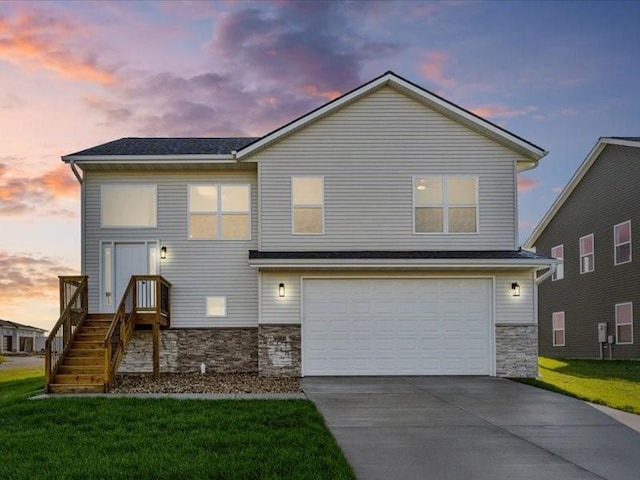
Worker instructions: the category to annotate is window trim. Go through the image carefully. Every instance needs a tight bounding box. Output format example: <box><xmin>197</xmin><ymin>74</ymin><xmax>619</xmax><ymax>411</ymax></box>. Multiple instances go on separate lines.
<box><xmin>206</xmin><ymin>296</ymin><xmax>228</xmax><ymax>318</ymax></box>
<box><xmin>579</xmin><ymin>233</ymin><xmax>595</xmax><ymax>274</ymax></box>
<box><xmin>290</xmin><ymin>176</ymin><xmax>325</xmax><ymax>235</ymax></box>
<box><xmin>188</xmin><ymin>183</ymin><xmax>251</xmax><ymax>241</ymax></box>
<box><xmin>615</xmin><ymin>302</ymin><xmax>633</xmax><ymax>345</ymax></box>
<box><xmin>101</xmin><ymin>184</ymin><xmax>158</xmax><ymax>229</ymax></box>
<box><xmin>552</xmin><ymin>311</ymin><xmax>565</xmax><ymax>347</ymax></box>
<box><xmin>551</xmin><ymin>244</ymin><xmax>564</xmax><ymax>281</ymax></box>
<box><xmin>614</xmin><ymin>220</ymin><xmax>632</xmax><ymax>266</ymax></box>
<box><xmin>412</xmin><ymin>175</ymin><xmax>479</xmax><ymax>235</ymax></box>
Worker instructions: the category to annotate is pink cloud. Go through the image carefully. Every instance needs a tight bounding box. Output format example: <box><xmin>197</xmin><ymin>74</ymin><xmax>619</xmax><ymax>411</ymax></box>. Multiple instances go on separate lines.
<box><xmin>471</xmin><ymin>103</ymin><xmax>537</xmax><ymax>119</ymax></box>
<box><xmin>0</xmin><ymin>10</ymin><xmax>117</xmax><ymax>85</ymax></box>
<box><xmin>517</xmin><ymin>174</ymin><xmax>539</xmax><ymax>193</ymax></box>
<box><xmin>419</xmin><ymin>51</ymin><xmax>456</xmax><ymax>88</ymax></box>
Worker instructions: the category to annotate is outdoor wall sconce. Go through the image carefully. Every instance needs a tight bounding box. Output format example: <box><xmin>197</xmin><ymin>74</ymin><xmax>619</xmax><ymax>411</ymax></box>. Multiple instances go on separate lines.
<box><xmin>511</xmin><ymin>282</ymin><xmax>520</xmax><ymax>297</ymax></box>
<box><xmin>279</xmin><ymin>283</ymin><xmax>285</xmax><ymax>297</ymax></box>
<box><xmin>160</xmin><ymin>246</ymin><xmax>167</xmax><ymax>259</ymax></box>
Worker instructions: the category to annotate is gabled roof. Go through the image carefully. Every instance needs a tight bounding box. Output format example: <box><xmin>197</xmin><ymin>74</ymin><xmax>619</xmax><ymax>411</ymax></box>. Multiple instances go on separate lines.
<box><xmin>0</xmin><ymin>319</ymin><xmax>47</xmax><ymax>332</ymax></box>
<box><xmin>235</xmin><ymin>71</ymin><xmax>547</xmax><ymax>162</ymax></box>
<box><xmin>525</xmin><ymin>137</ymin><xmax>640</xmax><ymax>248</ymax></box>
<box><xmin>64</xmin><ymin>137</ymin><xmax>257</xmax><ymax>160</ymax></box>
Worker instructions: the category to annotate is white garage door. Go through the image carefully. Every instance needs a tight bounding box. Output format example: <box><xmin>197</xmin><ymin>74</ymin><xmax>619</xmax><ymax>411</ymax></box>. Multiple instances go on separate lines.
<box><xmin>302</xmin><ymin>278</ymin><xmax>493</xmax><ymax>376</ymax></box>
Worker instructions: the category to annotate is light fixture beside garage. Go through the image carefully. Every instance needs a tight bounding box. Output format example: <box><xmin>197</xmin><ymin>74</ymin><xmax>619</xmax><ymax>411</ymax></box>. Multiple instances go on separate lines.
<box><xmin>279</xmin><ymin>283</ymin><xmax>285</xmax><ymax>297</ymax></box>
<box><xmin>511</xmin><ymin>282</ymin><xmax>520</xmax><ymax>297</ymax></box>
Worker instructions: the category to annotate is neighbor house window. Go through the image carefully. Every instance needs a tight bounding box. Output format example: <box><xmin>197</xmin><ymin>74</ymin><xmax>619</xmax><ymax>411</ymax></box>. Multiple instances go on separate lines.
<box><xmin>615</xmin><ymin>302</ymin><xmax>633</xmax><ymax>344</ymax></box>
<box><xmin>414</xmin><ymin>176</ymin><xmax>478</xmax><ymax>233</ymax></box>
<box><xmin>614</xmin><ymin>221</ymin><xmax>632</xmax><ymax>265</ymax></box>
<box><xmin>552</xmin><ymin>311</ymin><xmax>565</xmax><ymax>347</ymax></box>
<box><xmin>206</xmin><ymin>297</ymin><xmax>227</xmax><ymax>317</ymax></box>
<box><xmin>291</xmin><ymin>176</ymin><xmax>324</xmax><ymax>234</ymax></box>
<box><xmin>579</xmin><ymin>233</ymin><xmax>595</xmax><ymax>273</ymax></box>
<box><xmin>189</xmin><ymin>185</ymin><xmax>250</xmax><ymax>240</ymax></box>
<box><xmin>551</xmin><ymin>244</ymin><xmax>564</xmax><ymax>281</ymax></box>
<box><xmin>102</xmin><ymin>185</ymin><xmax>157</xmax><ymax>227</ymax></box>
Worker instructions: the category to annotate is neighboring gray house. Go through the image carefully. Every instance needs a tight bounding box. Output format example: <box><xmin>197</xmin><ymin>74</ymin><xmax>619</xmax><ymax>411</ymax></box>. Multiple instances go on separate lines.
<box><xmin>0</xmin><ymin>319</ymin><xmax>47</xmax><ymax>354</ymax></box>
<box><xmin>53</xmin><ymin>71</ymin><xmax>554</xmax><ymax>390</ymax></box>
<box><xmin>525</xmin><ymin>137</ymin><xmax>640</xmax><ymax>359</ymax></box>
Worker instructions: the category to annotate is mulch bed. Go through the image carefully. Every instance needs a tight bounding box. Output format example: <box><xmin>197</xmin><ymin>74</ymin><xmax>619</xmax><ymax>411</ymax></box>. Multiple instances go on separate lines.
<box><xmin>110</xmin><ymin>373</ymin><xmax>302</xmax><ymax>394</ymax></box>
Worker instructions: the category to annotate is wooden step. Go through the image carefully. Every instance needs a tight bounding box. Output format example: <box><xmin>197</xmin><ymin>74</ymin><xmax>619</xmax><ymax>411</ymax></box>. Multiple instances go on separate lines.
<box><xmin>72</xmin><ymin>341</ymin><xmax>104</xmax><ymax>350</ymax></box>
<box><xmin>58</xmin><ymin>365</ymin><xmax>104</xmax><ymax>375</ymax></box>
<box><xmin>86</xmin><ymin>313</ymin><xmax>113</xmax><ymax>320</ymax></box>
<box><xmin>66</xmin><ymin>348</ymin><xmax>104</xmax><ymax>358</ymax></box>
<box><xmin>83</xmin><ymin>320</ymin><xmax>111</xmax><ymax>328</ymax></box>
<box><xmin>48</xmin><ymin>384</ymin><xmax>105</xmax><ymax>394</ymax></box>
<box><xmin>53</xmin><ymin>373</ymin><xmax>105</xmax><ymax>385</ymax></box>
<box><xmin>75</xmin><ymin>333</ymin><xmax>105</xmax><ymax>342</ymax></box>
<box><xmin>63</xmin><ymin>356</ymin><xmax>103</xmax><ymax>366</ymax></box>
<box><xmin>79</xmin><ymin>326</ymin><xmax>109</xmax><ymax>334</ymax></box>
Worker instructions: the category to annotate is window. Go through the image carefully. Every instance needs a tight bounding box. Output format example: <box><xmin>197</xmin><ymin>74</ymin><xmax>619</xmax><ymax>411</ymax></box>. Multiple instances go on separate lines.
<box><xmin>615</xmin><ymin>302</ymin><xmax>633</xmax><ymax>344</ymax></box>
<box><xmin>414</xmin><ymin>176</ymin><xmax>477</xmax><ymax>233</ymax></box>
<box><xmin>291</xmin><ymin>177</ymin><xmax>324</xmax><ymax>234</ymax></box>
<box><xmin>614</xmin><ymin>221</ymin><xmax>632</xmax><ymax>265</ymax></box>
<box><xmin>102</xmin><ymin>185</ymin><xmax>157</xmax><ymax>227</ymax></box>
<box><xmin>579</xmin><ymin>234</ymin><xmax>594</xmax><ymax>273</ymax></box>
<box><xmin>206</xmin><ymin>297</ymin><xmax>227</xmax><ymax>317</ymax></box>
<box><xmin>552</xmin><ymin>311</ymin><xmax>565</xmax><ymax>346</ymax></box>
<box><xmin>551</xmin><ymin>244</ymin><xmax>564</xmax><ymax>280</ymax></box>
<box><xmin>189</xmin><ymin>185</ymin><xmax>250</xmax><ymax>240</ymax></box>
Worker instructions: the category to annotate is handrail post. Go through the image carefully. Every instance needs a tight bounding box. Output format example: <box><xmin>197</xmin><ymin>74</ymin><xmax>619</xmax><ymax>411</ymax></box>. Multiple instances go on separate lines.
<box><xmin>45</xmin><ymin>341</ymin><xmax>51</xmax><ymax>391</ymax></box>
<box><xmin>63</xmin><ymin>314</ymin><xmax>70</xmax><ymax>348</ymax></box>
<box><xmin>155</xmin><ymin>278</ymin><xmax>161</xmax><ymax>323</ymax></box>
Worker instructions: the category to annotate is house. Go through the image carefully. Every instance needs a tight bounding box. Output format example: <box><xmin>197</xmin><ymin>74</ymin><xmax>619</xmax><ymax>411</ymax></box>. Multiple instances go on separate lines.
<box><xmin>47</xmin><ymin>71</ymin><xmax>554</xmax><ymax>392</ymax></box>
<box><xmin>525</xmin><ymin>137</ymin><xmax>640</xmax><ymax>359</ymax></box>
<box><xmin>0</xmin><ymin>319</ymin><xmax>47</xmax><ymax>354</ymax></box>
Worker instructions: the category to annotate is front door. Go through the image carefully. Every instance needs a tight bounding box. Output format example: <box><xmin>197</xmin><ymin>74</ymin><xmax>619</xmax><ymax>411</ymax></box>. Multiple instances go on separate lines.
<box><xmin>115</xmin><ymin>243</ymin><xmax>149</xmax><ymax>307</ymax></box>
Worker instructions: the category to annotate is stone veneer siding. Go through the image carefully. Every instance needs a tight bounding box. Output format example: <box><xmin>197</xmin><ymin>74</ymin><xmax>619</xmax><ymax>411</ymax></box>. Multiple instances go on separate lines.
<box><xmin>118</xmin><ymin>328</ymin><xmax>258</xmax><ymax>374</ymax></box>
<box><xmin>495</xmin><ymin>324</ymin><xmax>538</xmax><ymax>378</ymax></box>
<box><xmin>258</xmin><ymin>325</ymin><xmax>301</xmax><ymax>377</ymax></box>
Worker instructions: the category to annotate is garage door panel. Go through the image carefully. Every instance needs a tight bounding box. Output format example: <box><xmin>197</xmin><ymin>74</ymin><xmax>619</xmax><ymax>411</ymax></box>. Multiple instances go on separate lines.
<box><xmin>303</xmin><ymin>278</ymin><xmax>492</xmax><ymax>376</ymax></box>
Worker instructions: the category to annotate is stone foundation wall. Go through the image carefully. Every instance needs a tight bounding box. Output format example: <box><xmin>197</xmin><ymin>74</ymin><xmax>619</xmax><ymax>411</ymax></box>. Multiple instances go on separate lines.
<box><xmin>118</xmin><ymin>328</ymin><xmax>258</xmax><ymax>374</ymax></box>
<box><xmin>258</xmin><ymin>325</ymin><xmax>301</xmax><ymax>377</ymax></box>
<box><xmin>495</xmin><ymin>324</ymin><xmax>538</xmax><ymax>378</ymax></box>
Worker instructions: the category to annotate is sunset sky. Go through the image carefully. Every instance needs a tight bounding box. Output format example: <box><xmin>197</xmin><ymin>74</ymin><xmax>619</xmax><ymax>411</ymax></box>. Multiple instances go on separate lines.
<box><xmin>1</xmin><ymin>0</ymin><xmax>639</xmax><ymax>331</ymax></box>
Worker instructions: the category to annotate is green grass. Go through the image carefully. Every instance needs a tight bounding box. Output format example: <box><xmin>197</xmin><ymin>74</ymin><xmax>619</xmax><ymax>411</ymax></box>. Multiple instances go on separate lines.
<box><xmin>0</xmin><ymin>354</ymin><xmax>5</xmax><ymax>364</ymax></box>
<box><xmin>518</xmin><ymin>357</ymin><xmax>640</xmax><ymax>414</ymax></box>
<box><xmin>0</xmin><ymin>368</ymin><xmax>354</xmax><ymax>480</ymax></box>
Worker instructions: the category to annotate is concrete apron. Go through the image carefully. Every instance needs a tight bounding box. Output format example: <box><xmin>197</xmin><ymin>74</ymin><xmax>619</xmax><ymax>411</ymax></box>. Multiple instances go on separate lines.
<box><xmin>302</xmin><ymin>376</ymin><xmax>640</xmax><ymax>480</ymax></box>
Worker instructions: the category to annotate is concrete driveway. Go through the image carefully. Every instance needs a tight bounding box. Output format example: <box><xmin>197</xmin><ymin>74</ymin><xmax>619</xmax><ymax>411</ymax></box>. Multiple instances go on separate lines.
<box><xmin>302</xmin><ymin>376</ymin><xmax>640</xmax><ymax>480</ymax></box>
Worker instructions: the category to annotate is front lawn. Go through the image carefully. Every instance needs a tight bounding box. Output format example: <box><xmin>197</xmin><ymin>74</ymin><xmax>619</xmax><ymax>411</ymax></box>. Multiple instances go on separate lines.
<box><xmin>0</xmin><ymin>368</ymin><xmax>353</xmax><ymax>480</ymax></box>
<box><xmin>518</xmin><ymin>357</ymin><xmax>640</xmax><ymax>414</ymax></box>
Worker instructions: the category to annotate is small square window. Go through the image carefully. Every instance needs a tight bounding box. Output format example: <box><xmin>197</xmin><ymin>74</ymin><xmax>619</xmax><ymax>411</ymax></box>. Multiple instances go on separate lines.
<box><xmin>206</xmin><ymin>297</ymin><xmax>227</xmax><ymax>317</ymax></box>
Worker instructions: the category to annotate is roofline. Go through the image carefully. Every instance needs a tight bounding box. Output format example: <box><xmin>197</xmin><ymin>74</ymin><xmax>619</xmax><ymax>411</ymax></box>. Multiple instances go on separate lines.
<box><xmin>525</xmin><ymin>137</ymin><xmax>640</xmax><ymax>248</ymax></box>
<box><xmin>235</xmin><ymin>71</ymin><xmax>547</xmax><ymax>160</ymax></box>
<box><xmin>248</xmin><ymin>258</ymin><xmax>557</xmax><ymax>269</ymax></box>
<box><xmin>62</xmin><ymin>154</ymin><xmax>236</xmax><ymax>163</ymax></box>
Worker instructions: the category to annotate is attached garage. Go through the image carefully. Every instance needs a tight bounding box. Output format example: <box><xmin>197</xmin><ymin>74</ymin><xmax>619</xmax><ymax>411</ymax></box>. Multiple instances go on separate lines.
<box><xmin>302</xmin><ymin>278</ymin><xmax>493</xmax><ymax>376</ymax></box>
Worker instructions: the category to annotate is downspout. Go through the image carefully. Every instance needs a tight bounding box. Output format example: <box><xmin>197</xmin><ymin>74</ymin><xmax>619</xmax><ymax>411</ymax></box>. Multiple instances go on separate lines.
<box><xmin>69</xmin><ymin>159</ymin><xmax>83</xmax><ymax>184</ymax></box>
<box><xmin>535</xmin><ymin>263</ymin><xmax>557</xmax><ymax>284</ymax></box>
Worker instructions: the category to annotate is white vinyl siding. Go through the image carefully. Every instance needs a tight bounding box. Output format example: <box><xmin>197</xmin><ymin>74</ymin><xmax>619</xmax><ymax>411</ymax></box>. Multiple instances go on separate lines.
<box><xmin>256</xmin><ymin>86</ymin><xmax>520</xmax><ymax>251</ymax></box>
<box><xmin>551</xmin><ymin>245</ymin><xmax>564</xmax><ymax>280</ymax></box>
<box><xmin>101</xmin><ymin>185</ymin><xmax>157</xmax><ymax>228</ymax></box>
<box><xmin>84</xmin><ymin>169</ymin><xmax>258</xmax><ymax>328</ymax></box>
<box><xmin>615</xmin><ymin>302</ymin><xmax>633</xmax><ymax>345</ymax></box>
<box><xmin>552</xmin><ymin>311</ymin><xmax>565</xmax><ymax>346</ymax></box>
<box><xmin>614</xmin><ymin>221</ymin><xmax>632</xmax><ymax>265</ymax></box>
<box><xmin>580</xmin><ymin>233</ymin><xmax>595</xmax><ymax>273</ymax></box>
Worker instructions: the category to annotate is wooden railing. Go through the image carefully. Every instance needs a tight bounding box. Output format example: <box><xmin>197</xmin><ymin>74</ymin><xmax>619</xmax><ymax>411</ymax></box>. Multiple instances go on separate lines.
<box><xmin>103</xmin><ymin>275</ymin><xmax>171</xmax><ymax>390</ymax></box>
<box><xmin>46</xmin><ymin>276</ymin><xmax>88</xmax><ymax>389</ymax></box>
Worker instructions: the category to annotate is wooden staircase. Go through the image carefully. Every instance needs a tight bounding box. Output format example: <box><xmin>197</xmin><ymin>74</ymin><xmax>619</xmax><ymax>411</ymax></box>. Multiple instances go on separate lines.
<box><xmin>48</xmin><ymin>314</ymin><xmax>111</xmax><ymax>393</ymax></box>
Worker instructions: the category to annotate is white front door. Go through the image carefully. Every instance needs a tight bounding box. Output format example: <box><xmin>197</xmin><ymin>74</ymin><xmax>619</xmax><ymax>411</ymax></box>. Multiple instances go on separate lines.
<box><xmin>302</xmin><ymin>278</ymin><xmax>493</xmax><ymax>376</ymax></box>
<box><xmin>101</xmin><ymin>242</ymin><xmax>152</xmax><ymax>312</ymax></box>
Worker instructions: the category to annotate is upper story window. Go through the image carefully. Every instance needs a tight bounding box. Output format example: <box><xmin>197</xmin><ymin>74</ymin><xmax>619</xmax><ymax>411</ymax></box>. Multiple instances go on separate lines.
<box><xmin>579</xmin><ymin>233</ymin><xmax>595</xmax><ymax>273</ymax></box>
<box><xmin>102</xmin><ymin>185</ymin><xmax>157</xmax><ymax>228</ymax></box>
<box><xmin>614</xmin><ymin>221</ymin><xmax>632</xmax><ymax>265</ymax></box>
<box><xmin>188</xmin><ymin>184</ymin><xmax>250</xmax><ymax>240</ymax></box>
<box><xmin>551</xmin><ymin>244</ymin><xmax>564</xmax><ymax>281</ymax></box>
<box><xmin>552</xmin><ymin>311</ymin><xmax>565</xmax><ymax>347</ymax></box>
<box><xmin>291</xmin><ymin>176</ymin><xmax>324</xmax><ymax>234</ymax></box>
<box><xmin>414</xmin><ymin>176</ymin><xmax>478</xmax><ymax>234</ymax></box>
<box><xmin>615</xmin><ymin>302</ymin><xmax>633</xmax><ymax>345</ymax></box>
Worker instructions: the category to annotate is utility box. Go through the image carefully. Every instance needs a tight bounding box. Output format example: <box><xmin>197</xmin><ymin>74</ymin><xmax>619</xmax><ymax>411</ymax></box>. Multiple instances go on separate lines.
<box><xmin>598</xmin><ymin>323</ymin><xmax>608</xmax><ymax>343</ymax></box>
